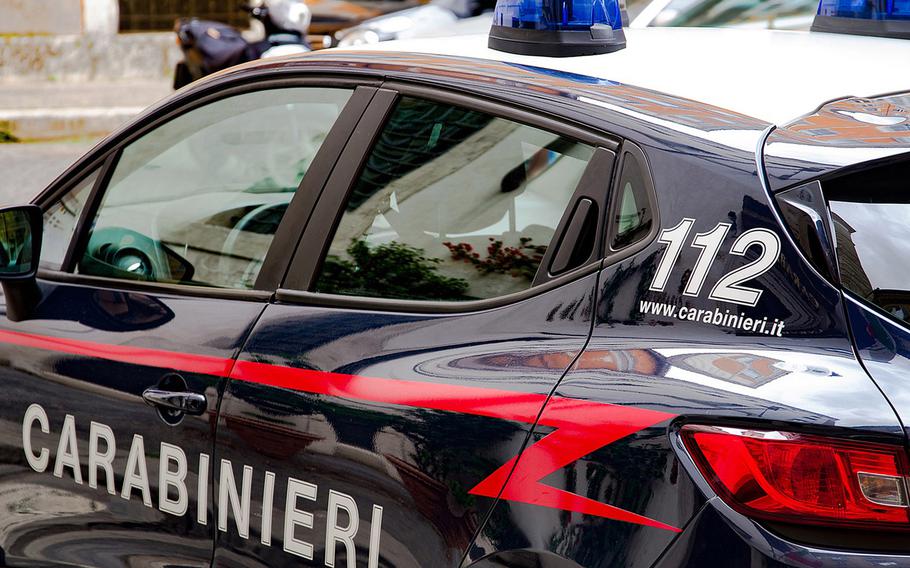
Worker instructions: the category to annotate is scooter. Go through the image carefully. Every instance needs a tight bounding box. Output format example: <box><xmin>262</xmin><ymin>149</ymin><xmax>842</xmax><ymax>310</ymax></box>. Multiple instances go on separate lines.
<box><xmin>173</xmin><ymin>0</ymin><xmax>311</xmax><ymax>89</ymax></box>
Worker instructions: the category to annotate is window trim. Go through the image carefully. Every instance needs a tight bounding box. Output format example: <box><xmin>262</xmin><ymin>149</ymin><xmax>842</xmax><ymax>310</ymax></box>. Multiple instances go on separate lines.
<box><xmin>281</xmin><ymin>80</ymin><xmax>624</xmax><ymax>313</ymax></box>
<box><xmin>37</xmin><ymin>269</ymin><xmax>272</xmax><ymax>302</ymax></box>
<box><xmin>282</xmin><ymin>87</ymin><xmax>400</xmax><ymax>291</ymax></box>
<box><xmin>38</xmin><ymin>162</ymin><xmax>103</xmax><ymax>271</ymax></box>
<box><xmin>34</xmin><ymin>75</ymin><xmax>379</xmax><ymax>296</ymax></box>
<box><xmin>276</xmin><ymin>262</ymin><xmax>603</xmax><ymax>314</ymax></box>
<box><xmin>60</xmin><ymin>149</ymin><xmax>121</xmax><ymax>272</ymax></box>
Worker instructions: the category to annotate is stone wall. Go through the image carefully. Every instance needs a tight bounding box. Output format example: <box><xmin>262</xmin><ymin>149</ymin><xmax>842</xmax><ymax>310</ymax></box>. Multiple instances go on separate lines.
<box><xmin>0</xmin><ymin>33</ymin><xmax>181</xmax><ymax>82</ymax></box>
<box><xmin>0</xmin><ymin>0</ymin><xmax>82</xmax><ymax>34</ymax></box>
<box><xmin>0</xmin><ymin>0</ymin><xmax>118</xmax><ymax>35</ymax></box>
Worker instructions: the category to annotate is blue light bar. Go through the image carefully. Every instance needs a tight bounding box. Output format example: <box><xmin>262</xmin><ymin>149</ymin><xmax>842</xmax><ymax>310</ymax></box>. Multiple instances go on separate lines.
<box><xmin>812</xmin><ymin>0</ymin><xmax>910</xmax><ymax>39</ymax></box>
<box><xmin>488</xmin><ymin>0</ymin><xmax>626</xmax><ymax>56</ymax></box>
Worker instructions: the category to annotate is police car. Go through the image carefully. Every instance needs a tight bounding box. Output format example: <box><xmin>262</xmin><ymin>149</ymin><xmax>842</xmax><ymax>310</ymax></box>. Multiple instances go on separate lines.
<box><xmin>0</xmin><ymin>0</ymin><xmax>909</xmax><ymax>566</ymax></box>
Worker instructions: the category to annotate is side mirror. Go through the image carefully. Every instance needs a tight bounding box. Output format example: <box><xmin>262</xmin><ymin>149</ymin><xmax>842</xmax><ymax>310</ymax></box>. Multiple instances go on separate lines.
<box><xmin>0</xmin><ymin>205</ymin><xmax>43</xmax><ymax>322</ymax></box>
<box><xmin>0</xmin><ymin>205</ymin><xmax>42</xmax><ymax>280</ymax></box>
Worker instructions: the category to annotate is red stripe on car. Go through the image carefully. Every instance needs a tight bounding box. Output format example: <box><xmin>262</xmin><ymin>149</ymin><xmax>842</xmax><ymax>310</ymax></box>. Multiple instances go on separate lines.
<box><xmin>1</xmin><ymin>328</ymin><xmax>680</xmax><ymax>532</ymax></box>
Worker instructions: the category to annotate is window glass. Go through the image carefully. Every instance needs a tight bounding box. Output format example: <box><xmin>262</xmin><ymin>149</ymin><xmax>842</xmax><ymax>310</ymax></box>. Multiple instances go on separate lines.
<box><xmin>827</xmin><ymin>163</ymin><xmax>910</xmax><ymax>325</ymax></box>
<box><xmin>314</xmin><ymin>96</ymin><xmax>594</xmax><ymax>302</ymax></box>
<box><xmin>611</xmin><ymin>152</ymin><xmax>653</xmax><ymax>250</ymax></box>
<box><xmin>78</xmin><ymin>87</ymin><xmax>352</xmax><ymax>289</ymax></box>
<box><xmin>41</xmin><ymin>169</ymin><xmax>99</xmax><ymax>270</ymax></box>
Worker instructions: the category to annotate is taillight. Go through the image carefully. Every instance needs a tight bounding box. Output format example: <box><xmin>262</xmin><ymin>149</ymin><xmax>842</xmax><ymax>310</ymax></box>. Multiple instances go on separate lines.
<box><xmin>680</xmin><ymin>425</ymin><xmax>910</xmax><ymax>530</ymax></box>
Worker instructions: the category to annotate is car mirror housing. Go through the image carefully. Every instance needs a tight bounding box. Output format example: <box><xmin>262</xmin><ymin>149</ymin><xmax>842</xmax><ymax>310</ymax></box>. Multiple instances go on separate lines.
<box><xmin>0</xmin><ymin>205</ymin><xmax>42</xmax><ymax>280</ymax></box>
<box><xmin>0</xmin><ymin>205</ymin><xmax>43</xmax><ymax>322</ymax></box>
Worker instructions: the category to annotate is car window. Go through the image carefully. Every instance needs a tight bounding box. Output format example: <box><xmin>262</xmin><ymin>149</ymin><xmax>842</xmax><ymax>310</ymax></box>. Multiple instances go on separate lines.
<box><xmin>41</xmin><ymin>169</ymin><xmax>99</xmax><ymax>270</ymax></box>
<box><xmin>826</xmin><ymin>162</ymin><xmax>910</xmax><ymax>325</ymax></box>
<box><xmin>611</xmin><ymin>150</ymin><xmax>654</xmax><ymax>250</ymax></box>
<box><xmin>313</xmin><ymin>96</ymin><xmax>595</xmax><ymax>302</ymax></box>
<box><xmin>77</xmin><ymin>87</ymin><xmax>352</xmax><ymax>289</ymax></box>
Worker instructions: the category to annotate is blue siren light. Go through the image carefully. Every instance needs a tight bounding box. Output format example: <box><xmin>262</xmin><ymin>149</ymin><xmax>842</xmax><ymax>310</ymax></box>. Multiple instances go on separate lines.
<box><xmin>811</xmin><ymin>0</ymin><xmax>910</xmax><ymax>39</ymax></box>
<box><xmin>488</xmin><ymin>0</ymin><xmax>626</xmax><ymax>57</ymax></box>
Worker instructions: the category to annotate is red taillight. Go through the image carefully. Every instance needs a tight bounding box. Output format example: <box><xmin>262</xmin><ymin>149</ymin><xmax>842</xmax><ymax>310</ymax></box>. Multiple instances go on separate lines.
<box><xmin>681</xmin><ymin>425</ymin><xmax>910</xmax><ymax>529</ymax></box>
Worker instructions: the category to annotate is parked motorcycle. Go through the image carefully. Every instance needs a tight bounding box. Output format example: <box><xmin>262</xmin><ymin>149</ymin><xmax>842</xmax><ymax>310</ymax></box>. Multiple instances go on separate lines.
<box><xmin>173</xmin><ymin>0</ymin><xmax>312</xmax><ymax>89</ymax></box>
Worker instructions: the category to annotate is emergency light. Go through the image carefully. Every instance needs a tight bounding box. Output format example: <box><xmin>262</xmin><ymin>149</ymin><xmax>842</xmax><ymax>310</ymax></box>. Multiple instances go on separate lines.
<box><xmin>488</xmin><ymin>0</ymin><xmax>626</xmax><ymax>57</ymax></box>
<box><xmin>812</xmin><ymin>0</ymin><xmax>910</xmax><ymax>39</ymax></box>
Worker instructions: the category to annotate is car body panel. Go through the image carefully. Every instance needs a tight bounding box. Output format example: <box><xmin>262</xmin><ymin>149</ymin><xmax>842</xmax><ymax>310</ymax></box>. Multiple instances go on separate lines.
<box><xmin>763</xmin><ymin>92</ymin><xmax>910</xmax><ymax>192</ymax></box>
<box><xmin>0</xmin><ymin>279</ymin><xmax>265</xmax><ymax>566</ymax></box>
<box><xmin>214</xmin><ymin>274</ymin><xmax>598</xmax><ymax>567</ymax></box>
<box><xmin>465</xmin><ymin>100</ymin><xmax>905</xmax><ymax>567</ymax></box>
<box><xmin>210</xmin><ymin>50</ymin><xmax>770</xmax><ymax>151</ymax></box>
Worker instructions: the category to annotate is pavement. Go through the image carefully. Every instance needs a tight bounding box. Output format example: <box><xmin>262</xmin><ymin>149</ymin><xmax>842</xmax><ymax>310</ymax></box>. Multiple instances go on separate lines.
<box><xmin>0</xmin><ymin>140</ymin><xmax>96</xmax><ymax>204</ymax></box>
<box><xmin>0</xmin><ymin>78</ymin><xmax>172</xmax><ymax>203</ymax></box>
<box><xmin>0</xmin><ymin>79</ymin><xmax>172</xmax><ymax>141</ymax></box>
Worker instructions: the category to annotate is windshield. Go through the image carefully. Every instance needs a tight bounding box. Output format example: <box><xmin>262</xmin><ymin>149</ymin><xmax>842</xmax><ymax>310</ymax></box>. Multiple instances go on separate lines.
<box><xmin>826</xmin><ymin>161</ymin><xmax>910</xmax><ymax>326</ymax></box>
<box><xmin>636</xmin><ymin>0</ymin><xmax>818</xmax><ymax>29</ymax></box>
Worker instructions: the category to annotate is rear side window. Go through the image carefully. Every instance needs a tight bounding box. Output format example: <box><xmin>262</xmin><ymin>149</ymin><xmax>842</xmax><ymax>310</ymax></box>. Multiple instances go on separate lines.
<box><xmin>826</xmin><ymin>161</ymin><xmax>910</xmax><ymax>324</ymax></box>
<box><xmin>313</xmin><ymin>96</ymin><xmax>595</xmax><ymax>302</ymax></box>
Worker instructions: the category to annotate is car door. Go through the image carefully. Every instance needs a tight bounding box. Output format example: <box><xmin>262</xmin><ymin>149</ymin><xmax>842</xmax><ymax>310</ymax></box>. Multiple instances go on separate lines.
<box><xmin>212</xmin><ymin>85</ymin><xmax>620</xmax><ymax>567</ymax></box>
<box><xmin>0</xmin><ymin>79</ymin><xmax>372</xmax><ymax>567</ymax></box>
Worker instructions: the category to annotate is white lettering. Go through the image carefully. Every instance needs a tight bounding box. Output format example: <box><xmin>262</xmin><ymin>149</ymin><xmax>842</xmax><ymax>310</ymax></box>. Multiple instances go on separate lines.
<box><xmin>121</xmin><ymin>434</ymin><xmax>152</xmax><ymax>506</ymax></box>
<box><xmin>198</xmin><ymin>453</ymin><xmax>209</xmax><ymax>525</ymax></box>
<box><xmin>54</xmin><ymin>414</ymin><xmax>82</xmax><ymax>484</ymax></box>
<box><xmin>326</xmin><ymin>490</ymin><xmax>359</xmax><ymax>568</ymax></box>
<box><xmin>88</xmin><ymin>421</ymin><xmax>116</xmax><ymax>494</ymax></box>
<box><xmin>219</xmin><ymin>459</ymin><xmax>253</xmax><ymax>539</ymax></box>
<box><xmin>262</xmin><ymin>471</ymin><xmax>275</xmax><ymax>546</ymax></box>
<box><xmin>368</xmin><ymin>504</ymin><xmax>383</xmax><ymax>568</ymax></box>
<box><xmin>19</xmin><ymin>406</ymin><xmax>386</xmax><ymax>563</ymax></box>
<box><xmin>159</xmin><ymin>442</ymin><xmax>188</xmax><ymax>516</ymax></box>
<box><xmin>284</xmin><ymin>477</ymin><xmax>317</xmax><ymax>560</ymax></box>
<box><xmin>22</xmin><ymin>403</ymin><xmax>49</xmax><ymax>473</ymax></box>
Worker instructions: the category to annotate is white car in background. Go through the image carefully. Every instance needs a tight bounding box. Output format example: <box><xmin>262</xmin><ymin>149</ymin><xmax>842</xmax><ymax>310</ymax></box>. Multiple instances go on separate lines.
<box><xmin>332</xmin><ymin>0</ymin><xmax>819</xmax><ymax>47</ymax></box>
<box><xmin>630</xmin><ymin>0</ymin><xmax>819</xmax><ymax>29</ymax></box>
<box><xmin>332</xmin><ymin>0</ymin><xmax>494</xmax><ymax>46</ymax></box>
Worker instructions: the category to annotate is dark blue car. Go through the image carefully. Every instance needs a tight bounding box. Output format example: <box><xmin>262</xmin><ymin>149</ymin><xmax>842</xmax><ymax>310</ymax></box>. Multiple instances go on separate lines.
<box><xmin>1</xmin><ymin>1</ymin><xmax>910</xmax><ymax>566</ymax></box>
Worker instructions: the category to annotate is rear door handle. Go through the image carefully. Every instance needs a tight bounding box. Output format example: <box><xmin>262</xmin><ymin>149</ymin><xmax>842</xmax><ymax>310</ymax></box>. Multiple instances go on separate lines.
<box><xmin>142</xmin><ymin>388</ymin><xmax>208</xmax><ymax>416</ymax></box>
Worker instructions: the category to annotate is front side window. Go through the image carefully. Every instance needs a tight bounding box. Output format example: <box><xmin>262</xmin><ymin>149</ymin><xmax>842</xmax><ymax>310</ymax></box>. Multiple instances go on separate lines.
<box><xmin>826</xmin><ymin>161</ymin><xmax>910</xmax><ymax>324</ymax></box>
<box><xmin>78</xmin><ymin>87</ymin><xmax>352</xmax><ymax>289</ymax></box>
<box><xmin>313</xmin><ymin>96</ymin><xmax>594</xmax><ymax>302</ymax></box>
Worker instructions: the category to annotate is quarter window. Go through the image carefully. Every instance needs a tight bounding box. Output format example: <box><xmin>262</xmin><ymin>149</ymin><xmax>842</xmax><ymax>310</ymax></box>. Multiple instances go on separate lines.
<box><xmin>41</xmin><ymin>169</ymin><xmax>99</xmax><ymax>270</ymax></box>
<box><xmin>76</xmin><ymin>87</ymin><xmax>352</xmax><ymax>289</ymax></box>
<box><xmin>313</xmin><ymin>96</ymin><xmax>595</xmax><ymax>302</ymax></box>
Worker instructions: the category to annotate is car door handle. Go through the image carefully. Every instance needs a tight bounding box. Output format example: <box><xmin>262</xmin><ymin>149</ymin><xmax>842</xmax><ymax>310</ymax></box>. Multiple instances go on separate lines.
<box><xmin>142</xmin><ymin>388</ymin><xmax>208</xmax><ymax>416</ymax></box>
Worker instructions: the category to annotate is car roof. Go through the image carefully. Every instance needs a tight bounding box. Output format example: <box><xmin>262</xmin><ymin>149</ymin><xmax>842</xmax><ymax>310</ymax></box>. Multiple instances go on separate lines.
<box><xmin>337</xmin><ymin>27</ymin><xmax>910</xmax><ymax>125</ymax></box>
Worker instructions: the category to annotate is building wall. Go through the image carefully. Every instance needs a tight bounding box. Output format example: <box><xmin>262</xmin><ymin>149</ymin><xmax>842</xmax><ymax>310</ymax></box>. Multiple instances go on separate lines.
<box><xmin>0</xmin><ymin>0</ymin><xmax>244</xmax><ymax>35</ymax></box>
<box><xmin>0</xmin><ymin>0</ymin><xmax>84</xmax><ymax>34</ymax></box>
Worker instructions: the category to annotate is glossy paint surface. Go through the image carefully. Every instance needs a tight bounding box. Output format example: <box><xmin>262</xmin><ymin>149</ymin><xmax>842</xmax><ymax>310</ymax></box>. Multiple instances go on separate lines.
<box><xmin>847</xmin><ymin>297</ymin><xmax>910</xmax><ymax>438</ymax></box>
<box><xmin>0</xmin><ymin>280</ymin><xmax>264</xmax><ymax>567</ymax></box>
<box><xmin>467</xmin><ymin>105</ymin><xmax>904</xmax><ymax>567</ymax></box>
<box><xmin>214</xmin><ymin>274</ymin><xmax>597</xmax><ymax>567</ymax></box>
<box><xmin>764</xmin><ymin>92</ymin><xmax>910</xmax><ymax>192</ymax></box>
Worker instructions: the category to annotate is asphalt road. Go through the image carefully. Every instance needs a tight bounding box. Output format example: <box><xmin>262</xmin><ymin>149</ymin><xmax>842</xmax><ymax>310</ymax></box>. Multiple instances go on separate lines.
<box><xmin>0</xmin><ymin>140</ymin><xmax>96</xmax><ymax>204</ymax></box>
